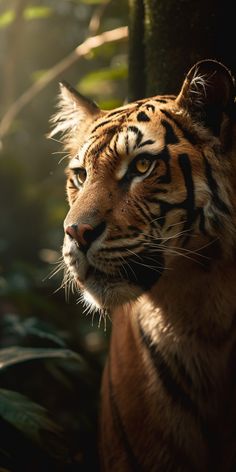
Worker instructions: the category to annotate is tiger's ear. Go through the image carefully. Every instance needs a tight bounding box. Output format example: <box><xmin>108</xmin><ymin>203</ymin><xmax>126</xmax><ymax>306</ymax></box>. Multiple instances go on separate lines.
<box><xmin>176</xmin><ymin>59</ymin><xmax>235</xmax><ymax>135</ymax></box>
<box><xmin>49</xmin><ymin>81</ymin><xmax>100</xmax><ymax>140</ymax></box>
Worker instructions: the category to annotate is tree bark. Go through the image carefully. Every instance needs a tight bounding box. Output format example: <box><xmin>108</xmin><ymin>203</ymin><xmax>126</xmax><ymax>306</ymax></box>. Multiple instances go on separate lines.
<box><xmin>128</xmin><ymin>1</ymin><xmax>236</xmax><ymax>100</ymax></box>
<box><xmin>128</xmin><ymin>0</ymin><xmax>146</xmax><ymax>101</ymax></box>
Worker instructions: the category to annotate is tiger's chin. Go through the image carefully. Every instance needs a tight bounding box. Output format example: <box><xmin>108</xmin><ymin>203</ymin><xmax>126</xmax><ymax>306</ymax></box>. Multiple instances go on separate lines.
<box><xmin>77</xmin><ymin>275</ymin><xmax>143</xmax><ymax>311</ymax></box>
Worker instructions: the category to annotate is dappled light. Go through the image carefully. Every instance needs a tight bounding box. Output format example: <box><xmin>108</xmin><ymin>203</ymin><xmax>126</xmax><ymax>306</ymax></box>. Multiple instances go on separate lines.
<box><xmin>0</xmin><ymin>1</ymin><xmax>127</xmax><ymax>470</ymax></box>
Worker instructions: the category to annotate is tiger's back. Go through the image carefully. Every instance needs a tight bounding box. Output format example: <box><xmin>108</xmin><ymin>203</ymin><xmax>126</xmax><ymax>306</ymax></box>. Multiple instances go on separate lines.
<box><xmin>51</xmin><ymin>60</ymin><xmax>236</xmax><ymax>470</ymax></box>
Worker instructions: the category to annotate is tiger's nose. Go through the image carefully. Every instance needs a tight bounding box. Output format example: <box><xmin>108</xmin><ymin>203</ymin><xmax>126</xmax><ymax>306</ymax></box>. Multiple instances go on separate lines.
<box><xmin>65</xmin><ymin>222</ymin><xmax>106</xmax><ymax>249</ymax></box>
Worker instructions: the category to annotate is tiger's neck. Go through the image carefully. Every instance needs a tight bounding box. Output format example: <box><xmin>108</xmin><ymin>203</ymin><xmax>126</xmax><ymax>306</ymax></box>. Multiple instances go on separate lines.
<box><xmin>136</xmin><ymin>255</ymin><xmax>236</xmax><ymax>394</ymax></box>
<box><xmin>110</xmin><ymin>253</ymin><xmax>236</xmax><ymax>387</ymax></box>
<box><xmin>144</xmin><ymin>254</ymin><xmax>236</xmax><ymax>345</ymax></box>
<box><xmin>100</xmin><ymin>256</ymin><xmax>236</xmax><ymax>470</ymax></box>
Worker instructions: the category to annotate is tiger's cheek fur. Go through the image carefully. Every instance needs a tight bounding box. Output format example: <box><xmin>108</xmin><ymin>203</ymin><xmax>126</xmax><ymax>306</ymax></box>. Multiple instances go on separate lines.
<box><xmin>63</xmin><ymin>135</ymin><xmax>233</xmax><ymax>309</ymax></box>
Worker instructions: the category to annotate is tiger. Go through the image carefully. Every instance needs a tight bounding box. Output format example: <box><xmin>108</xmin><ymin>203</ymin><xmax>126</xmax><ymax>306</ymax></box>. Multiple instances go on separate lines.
<box><xmin>50</xmin><ymin>59</ymin><xmax>236</xmax><ymax>471</ymax></box>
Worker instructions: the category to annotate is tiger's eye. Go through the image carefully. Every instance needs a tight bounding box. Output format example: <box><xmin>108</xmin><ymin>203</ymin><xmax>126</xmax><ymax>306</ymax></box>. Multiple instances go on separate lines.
<box><xmin>135</xmin><ymin>157</ymin><xmax>151</xmax><ymax>174</ymax></box>
<box><xmin>74</xmin><ymin>168</ymin><xmax>87</xmax><ymax>186</ymax></box>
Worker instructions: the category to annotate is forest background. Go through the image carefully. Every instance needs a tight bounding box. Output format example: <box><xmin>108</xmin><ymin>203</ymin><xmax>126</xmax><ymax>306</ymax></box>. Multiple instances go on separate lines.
<box><xmin>0</xmin><ymin>1</ymin><xmax>127</xmax><ymax>471</ymax></box>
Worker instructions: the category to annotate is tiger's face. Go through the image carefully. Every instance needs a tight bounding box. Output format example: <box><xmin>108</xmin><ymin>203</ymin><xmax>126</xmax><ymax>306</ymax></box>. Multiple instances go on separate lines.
<box><xmin>50</xmin><ymin>60</ymin><xmax>236</xmax><ymax>311</ymax></box>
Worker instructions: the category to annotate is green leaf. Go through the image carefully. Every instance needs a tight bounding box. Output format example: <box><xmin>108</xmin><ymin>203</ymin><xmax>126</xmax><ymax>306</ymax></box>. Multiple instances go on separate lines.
<box><xmin>2</xmin><ymin>314</ymin><xmax>66</xmax><ymax>347</ymax></box>
<box><xmin>0</xmin><ymin>6</ymin><xmax>53</xmax><ymax>29</ymax></box>
<box><xmin>0</xmin><ymin>346</ymin><xmax>81</xmax><ymax>370</ymax></box>
<box><xmin>23</xmin><ymin>7</ymin><xmax>53</xmax><ymax>20</ymax></box>
<box><xmin>0</xmin><ymin>10</ymin><xmax>14</xmax><ymax>28</ymax></box>
<box><xmin>79</xmin><ymin>0</ymin><xmax>108</xmax><ymax>4</ymax></box>
<box><xmin>0</xmin><ymin>389</ymin><xmax>68</xmax><ymax>461</ymax></box>
<box><xmin>97</xmin><ymin>98</ymin><xmax>124</xmax><ymax>109</ymax></box>
<box><xmin>78</xmin><ymin>64</ymin><xmax>127</xmax><ymax>95</ymax></box>
<box><xmin>79</xmin><ymin>64</ymin><xmax>127</xmax><ymax>86</ymax></box>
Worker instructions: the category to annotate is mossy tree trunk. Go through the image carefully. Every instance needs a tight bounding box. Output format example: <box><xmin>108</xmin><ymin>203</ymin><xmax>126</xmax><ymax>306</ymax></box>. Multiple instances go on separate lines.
<box><xmin>128</xmin><ymin>0</ymin><xmax>236</xmax><ymax>100</ymax></box>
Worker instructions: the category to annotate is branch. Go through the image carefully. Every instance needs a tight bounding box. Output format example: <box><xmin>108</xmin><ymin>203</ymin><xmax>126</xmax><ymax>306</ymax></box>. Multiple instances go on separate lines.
<box><xmin>0</xmin><ymin>26</ymin><xmax>128</xmax><ymax>141</ymax></box>
<box><xmin>88</xmin><ymin>0</ymin><xmax>111</xmax><ymax>36</ymax></box>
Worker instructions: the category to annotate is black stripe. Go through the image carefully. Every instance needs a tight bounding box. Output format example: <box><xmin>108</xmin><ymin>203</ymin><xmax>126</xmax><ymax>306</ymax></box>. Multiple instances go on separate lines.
<box><xmin>120</xmin><ymin>248</ymin><xmax>164</xmax><ymax>289</ymax></box>
<box><xmin>154</xmin><ymin>98</ymin><xmax>169</xmax><ymax>103</ymax></box>
<box><xmin>211</xmin><ymin>214</ymin><xmax>222</xmax><ymax>230</ymax></box>
<box><xmin>108</xmin><ymin>231</ymin><xmax>140</xmax><ymax>241</ymax></box>
<box><xmin>99</xmin><ymin>241</ymin><xmax>142</xmax><ymax>253</ymax></box>
<box><xmin>161</xmin><ymin>119</ymin><xmax>179</xmax><ymax>144</ymax></box>
<box><xmin>198</xmin><ymin>207</ymin><xmax>207</xmax><ymax>235</ymax></box>
<box><xmin>156</xmin><ymin>152</ymin><xmax>197</xmax><ymax>232</ymax></box>
<box><xmin>155</xmin><ymin>147</ymin><xmax>171</xmax><ymax>184</ymax></box>
<box><xmin>97</xmin><ymin>255</ymin><xmax>136</xmax><ymax>264</ymax></box>
<box><xmin>160</xmin><ymin>109</ymin><xmax>197</xmax><ymax>145</ymax></box>
<box><xmin>137</xmin><ymin>111</ymin><xmax>150</xmax><ymax>122</ymax></box>
<box><xmin>107</xmin><ymin>107</ymin><xmax>134</xmax><ymax>118</ymax></box>
<box><xmin>91</xmin><ymin>119</ymin><xmax>111</xmax><ymax>132</ymax></box>
<box><xmin>203</xmin><ymin>155</ymin><xmax>230</xmax><ymax>215</ymax></box>
<box><xmin>145</xmin><ymin>103</ymin><xmax>155</xmax><ymax>112</ymax></box>
<box><xmin>96</xmin><ymin>125</ymin><xmax>118</xmax><ymax>136</ymax></box>
<box><xmin>133</xmin><ymin>200</ymin><xmax>152</xmax><ymax>223</ymax></box>
<box><xmin>173</xmin><ymin>352</ymin><xmax>193</xmax><ymax>389</ymax></box>
<box><xmin>127</xmin><ymin>126</ymin><xmax>143</xmax><ymax>148</ymax></box>
<box><xmin>113</xmin><ymin>133</ymin><xmax>120</xmax><ymax>158</ymax></box>
<box><xmin>141</xmin><ymin>198</ymin><xmax>154</xmax><ymax>216</ymax></box>
<box><xmin>178</xmin><ymin>153</ymin><xmax>196</xmax><ymax>235</ymax></box>
<box><xmin>83</xmin><ymin>135</ymin><xmax>100</xmax><ymax>162</ymax></box>
<box><xmin>107</xmin><ymin>143</ymin><xmax>118</xmax><ymax>160</ymax></box>
<box><xmin>138</xmin><ymin>139</ymin><xmax>155</xmax><ymax>148</ymax></box>
<box><xmin>94</xmin><ymin>141</ymin><xmax>108</xmax><ymax>156</ymax></box>
<box><xmin>145</xmin><ymin>191</ymin><xmax>168</xmax><ymax>201</ymax></box>
<box><xmin>139</xmin><ymin>325</ymin><xmax>199</xmax><ymax>416</ymax></box>
<box><xmin>135</xmin><ymin>199</ymin><xmax>164</xmax><ymax>230</ymax></box>
<box><xmin>139</xmin><ymin>323</ymin><xmax>216</xmax><ymax>464</ymax></box>
<box><xmin>125</xmin><ymin>130</ymin><xmax>129</xmax><ymax>154</ymax></box>
<box><xmin>108</xmin><ymin>352</ymin><xmax>196</xmax><ymax>470</ymax></box>
<box><xmin>108</xmin><ymin>357</ymin><xmax>143</xmax><ymax>471</ymax></box>
<box><xmin>148</xmin><ymin>210</ymin><xmax>165</xmax><ymax>229</ymax></box>
<box><xmin>128</xmin><ymin>225</ymin><xmax>140</xmax><ymax>232</ymax></box>
<box><xmin>138</xmin><ymin>323</ymin><xmax>219</xmax><ymax>455</ymax></box>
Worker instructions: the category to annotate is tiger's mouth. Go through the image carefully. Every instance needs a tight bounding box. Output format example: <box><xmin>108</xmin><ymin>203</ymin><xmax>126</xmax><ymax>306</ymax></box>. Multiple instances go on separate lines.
<box><xmin>70</xmin><ymin>247</ymin><xmax>164</xmax><ymax>309</ymax></box>
<box><xmin>79</xmin><ymin>265</ymin><xmax>143</xmax><ymax>310</ymax></box>
<box><xmin>85</xmin><ymin>265</ymin><xmax>121</xmax><ymax>284</ymax></box>
<box><xmin>81</xmin><ymin>248</ymin><xmax>164</xmax><ymax>286</ymax></box>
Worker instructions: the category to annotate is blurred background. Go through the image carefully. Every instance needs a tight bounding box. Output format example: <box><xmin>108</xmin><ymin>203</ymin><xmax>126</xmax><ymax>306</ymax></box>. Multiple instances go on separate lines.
<box><xmin>0</xmin><ymin>1</ymin><xmax>128</xmax><ymax>470</ymax></box>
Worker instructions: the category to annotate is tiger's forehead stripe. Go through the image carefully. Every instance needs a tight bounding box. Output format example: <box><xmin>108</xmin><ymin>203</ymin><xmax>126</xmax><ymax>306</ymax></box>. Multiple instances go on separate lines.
<box><xmin>114</xmin><ymin>126</ymin><xmax>144</xmax><ymax>156</ymax></box>
<box><xmin>69</xmin><ymin>137</ymin><xmax>95</xmax><ymax>169</ymax></box>
<box><xmin>114</xmin><ymin>125</ymin><xmax>165</xmax><ymax>181</ymax></box>
<box><xmin>69</xmin><ymin>98</ymin><xmax>179</xmax><ymax>172</ymax></box>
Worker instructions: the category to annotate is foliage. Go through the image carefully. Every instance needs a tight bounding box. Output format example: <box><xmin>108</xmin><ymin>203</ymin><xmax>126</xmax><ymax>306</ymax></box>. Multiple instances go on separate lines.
<box><xmin>0</xmin><ymin>0</ymin><xmax>128</xmax><ymax>276</ymax></box>
<box><xmin>0</xmin><ymin>0</ymin><xmax>128</xmax><ymax>470</ymax></box>
<box><xmin>0</xmin><ymin>6</ymin><xmax>53</xmax><ymax>27</ymax></box>
<box><xmin>0</xmin><ymin>313</ymin><xmax>108</xmax><ymax>471</ymax></box>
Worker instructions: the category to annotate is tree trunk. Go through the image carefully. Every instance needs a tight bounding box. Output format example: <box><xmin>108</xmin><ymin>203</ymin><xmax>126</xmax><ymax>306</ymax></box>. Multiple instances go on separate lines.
<box><xmin>128</xmin><ymin>0</ymin><xmax>146</xmax><ymax>101</ymax></box>
<box><xmin>128</xmin><ymin>0</ymin><xmax>236</xmax><ymax>100</ymax></box>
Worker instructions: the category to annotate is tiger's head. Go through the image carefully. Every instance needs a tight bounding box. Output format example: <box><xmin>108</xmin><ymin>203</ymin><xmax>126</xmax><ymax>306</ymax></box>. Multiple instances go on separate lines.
<box><xmin>50</xmin><ymin>60</ymin><xmax>236</xmax><ymax>312</ymax></box>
